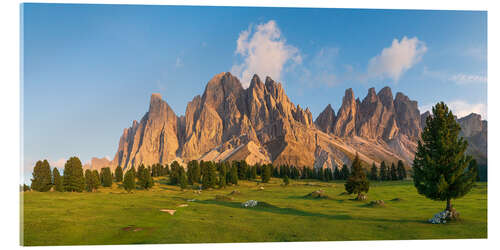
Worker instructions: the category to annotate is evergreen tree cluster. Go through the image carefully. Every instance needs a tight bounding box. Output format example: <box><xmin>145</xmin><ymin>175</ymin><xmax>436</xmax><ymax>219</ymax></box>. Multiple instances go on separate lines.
<box><xmin>368</xmin><ymin>160</ymin><xmax>407</xmax><ymax>181</ymax></box>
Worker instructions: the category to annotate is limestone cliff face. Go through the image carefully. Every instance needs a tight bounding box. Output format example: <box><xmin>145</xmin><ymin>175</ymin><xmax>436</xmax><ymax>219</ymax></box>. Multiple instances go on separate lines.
<box><xmin>111</xmin><ymin>93</ymin><xmax>180</xmax><ymax>170</ymax></box>
<box><xmin>333</xmin><ymin>88</ymin><xmax>357</xmax><ymax>137</ymax></box>
<box><xmin>457</xmin><ymin>113</ymin><xmax>487</xmax><ymax>164</ymax></box>
<box><xmin>85</xmin><ymin>72</ymin><xmax>486</xmax><ymax>172</ymax></box>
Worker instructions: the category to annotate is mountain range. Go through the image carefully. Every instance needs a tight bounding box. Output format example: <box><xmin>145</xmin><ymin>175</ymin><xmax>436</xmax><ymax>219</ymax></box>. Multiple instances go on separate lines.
<box><xmin>83</xmin><ymin>72</ymin><xmax>487</xmax><ymax>171</ymax></box>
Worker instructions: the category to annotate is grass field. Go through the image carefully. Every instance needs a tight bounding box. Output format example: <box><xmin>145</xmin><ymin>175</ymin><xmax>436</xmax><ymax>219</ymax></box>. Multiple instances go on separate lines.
<box><xmin>21</xmin><ymin>178</ymin><xmax>487</xmax><ymax>246</ymax></box>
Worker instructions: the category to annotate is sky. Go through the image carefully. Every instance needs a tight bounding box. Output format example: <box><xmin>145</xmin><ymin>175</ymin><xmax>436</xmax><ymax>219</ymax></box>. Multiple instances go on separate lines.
<box><xmin>21</xmin><ymin>4</ymin><xmax>487</xmax><ymax>183</ymax></box>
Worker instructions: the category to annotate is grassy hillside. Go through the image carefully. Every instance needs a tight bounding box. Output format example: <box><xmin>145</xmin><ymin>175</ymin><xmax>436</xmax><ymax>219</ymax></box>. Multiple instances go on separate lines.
<box><xmin>21</xmin><ymin>178</ymin><xmax>487</xmax><ymax>246</ymax></box>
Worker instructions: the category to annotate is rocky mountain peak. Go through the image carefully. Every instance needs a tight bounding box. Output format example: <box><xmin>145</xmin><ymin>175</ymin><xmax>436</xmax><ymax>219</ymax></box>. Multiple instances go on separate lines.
<box><xmin>377</xmin><ymin>86</ymin><xmax>394</xmax><ymax>108</ymax></box>
<box><xmin>315</xmin><ymin>104</ymin><xmax>336</xmax><ymax>133</ymax></box>
<box><xmin>332</xmin><ymin>88</ymin><xmax>357</xmax><ymax>137</ymax></box>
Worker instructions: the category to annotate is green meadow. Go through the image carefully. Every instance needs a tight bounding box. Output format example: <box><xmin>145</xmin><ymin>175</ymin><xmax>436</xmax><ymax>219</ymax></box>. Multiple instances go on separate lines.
<box><xmin>21</xmin><ymin>178</ymin><xmax>487</xmax><ymax>246</ymax></box>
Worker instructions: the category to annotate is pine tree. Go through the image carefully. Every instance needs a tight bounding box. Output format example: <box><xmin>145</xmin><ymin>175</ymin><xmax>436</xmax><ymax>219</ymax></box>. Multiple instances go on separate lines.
<box><xmin>187</xmin><ymin>160</ymin><xmax>201</xmax><ymax>184</ymax></box>
<box><xmin>101</xmin><ymin>167</ymin><xmax>113</xmax><ymax>187</ymax></box>
<box><xmin>230</xmin><ymin>165</ymin><xmax>238</xmax><ymax>185</ymax></box>
<box><xmin>63</xmin><ymin>157</ymin><xmax>85</xmax><ymax>192</ymax></box>
<box><xmin>85</xmin><ymin>169</ymin><xmax>94</xmax><ymax>192</ymax></box>
<box><xmin>169</xmin><ymin>161</ymin><xmax>181</xmax><ymax>185</ymax></box>
<box><xmin>137</xmin><ymin>166</ymin><xmax>154</xmax><ymax>189</ymax></box>
<box><xmin>397</xmin><ymin>160</ymin><xmax>407</xmax><ymax>180</ymax></box>
<box><xmin>52</xmin><ymin>167</ymin><xmax>63</xmax><ymax>192</ymax></box>
<box><xmin>333</xmin><ymin>166</ymin><xmax>341</xmax><ymax>180</ymax></box>
<box><xmin>179</xmin><ymin>170</ymin><xmax>188</xmax><ymax>190</ymax></box>
<box><xmin>115</xmin><ymin>165</ymin><xmax>123</xmax><ymax>182</ymax></box>
<box><xmin>261</xmin><ymin>164</ymin><xmax>272</xmax><ymax>183</ymax></box>
<box><xmin>379</xmin><ymin>161</ymin><xmax>388</xmax><ymax>181</ymax></box>
<box><xmin>369</xmin><ymin>163</ymin><xmax>378</xmax><ymax>181</ymax></box>
<box><xmin>219</xmin><ymin>163</ymin><xmax>227</xmax><ymax>188</ymax></box>
<box><xmin>31</xmin><ymin>160</ymin><xmax>52</xmax><ymax>192</ymax></box>
<box><xmin>92</xmin><ymin>170</ymin><xmax>100</xmax><ymax>190</ymax></box>
<box><xmin>341</xmin><ymin>164</ymin><xmax>350</xmax><ymax>180</ymax></box>
<box><xmin>123</xmin><ymin>170</ymin><xmax>135</xmax><ymax>192</ymax></box>
<box><xmin>344</xmin><ymin>154</ymin><xmax>370</xmax><ymax>200</ymax></box>
<box><xmin>202</xmin><ymin>162</ymin><xmax>217</xmax><ymax>189</ymax></box>
<box><xmin>251</xmin><ymin>166</ymin><xmax>257</xmax><ymax>179</ymax></box>
<box><xmin>390</xmin><ymin>163</ymin><xmax>398</xmax><ymax>181</ymax></box>
<box><xmin>283</xmin><ymin>175</ymin><xmax>290</xmax><ymax>186</ymax></box>
<box><xmin>413</xmin><ymin>102</ymin><xmax>477</xmax><ymax>213</ymax></box>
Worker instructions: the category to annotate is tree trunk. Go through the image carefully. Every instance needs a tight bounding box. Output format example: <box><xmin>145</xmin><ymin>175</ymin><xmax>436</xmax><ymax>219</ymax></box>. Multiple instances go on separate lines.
<box><xmin>446</xmin><ymin>198</ymin><xmax>451</xmax><ymax>211</ymax></box>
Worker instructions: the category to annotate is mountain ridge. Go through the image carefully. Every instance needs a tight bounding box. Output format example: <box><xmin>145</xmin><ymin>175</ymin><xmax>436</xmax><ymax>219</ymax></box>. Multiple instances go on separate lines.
<box><xmin>87</xmin><ymin>72</ymin><xmax>486</xmax><ymax>171</ymax></box>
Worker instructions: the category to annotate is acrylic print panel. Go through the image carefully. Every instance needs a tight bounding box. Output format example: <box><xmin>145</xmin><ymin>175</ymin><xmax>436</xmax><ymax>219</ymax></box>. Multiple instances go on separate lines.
<box><xmin>21</xmin><ymin>3</ymin><xmax>487</xmax><ymax>246</ymax></box>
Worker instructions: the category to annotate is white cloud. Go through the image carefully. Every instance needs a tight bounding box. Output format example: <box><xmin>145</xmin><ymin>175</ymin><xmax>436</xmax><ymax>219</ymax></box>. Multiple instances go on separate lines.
<box><xmin>231</xmin><ymin>20</ymin><xmax>302</xmax><ymax>88</ymax></box>
<box><xmin>423</xmin><ymin>67</ymin><xmax>487</xmax><ymax>85</ymax></box>
<box><xmin>420</xmin><ymin>100</ymin><xmax>487</xmax><ymax>120</ymax></box>
<box><xmin>449</xmin><ymin>73</ymin><xmax>487</xmax><ymax>85</ymax></box>
<box><xmin>367</xmin><ymin>36</ymin><xmax>427</xmax><ymax>82</ymax></box>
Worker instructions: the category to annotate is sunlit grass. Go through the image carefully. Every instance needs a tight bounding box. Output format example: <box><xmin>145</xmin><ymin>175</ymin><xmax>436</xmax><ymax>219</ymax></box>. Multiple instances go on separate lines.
<box><xmin>21</xmin><ymin>178</ymin><xmax>487</xmax><ymax>245</ymax></box>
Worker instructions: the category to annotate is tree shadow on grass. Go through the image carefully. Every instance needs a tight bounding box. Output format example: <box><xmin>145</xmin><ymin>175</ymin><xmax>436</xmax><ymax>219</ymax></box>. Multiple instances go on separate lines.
<box><xmin>286</xmin><ymin>195</ymin><xmax>345</xmax><ymax>203</ymax></box>
<box><xmin>195</xmin><ymin>199</ymin><xmax>428</xmax><ymax>224</ymax></box>
<box><xmin>195</xmin><ymin>199</ymin><xmax>352</xmax><ymax>220</ymax></box>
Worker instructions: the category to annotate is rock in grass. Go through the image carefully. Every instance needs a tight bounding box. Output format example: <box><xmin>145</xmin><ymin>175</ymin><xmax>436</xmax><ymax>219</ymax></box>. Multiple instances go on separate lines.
<box><xmin>215</xmin><ymin>195</ymin><xmax>234</xmax><ymax>201</ymax></box>
<box><xmin>241</xmin><ymin>200</ymin><xmax>258</xmax><ymax>208</ymax></box>
<box><xmin>367</xmin><ymin>200</ymin><xmax>385</xmax><ymax>207</ymax></box>
<box><xmin>428</xmin><ymin>207</ymin><xmax>460</xmax><ymax>224</ymax></box>
<box><xmin>355</xmin><ymin>193</ymin><xmax>367</xmax><ymax>201</ymax></box>
<box><xmin>305</xmin><ymin>189</ymin><xmax>331</xmax><ymax>199</ymax></box>
<box><xmin>228</xmin><ymin>190</ymin><xmax>241</xmax><ymax>196</ymax></box>
<box><xmin>160</xmin><ymin>209</ymin><xmax>176</xmax><ymax>215</ymax></box>
<box><xmin>390</xmin><ymin>198</ymin><xmax>403</xmax><ymax>202</ymax></box>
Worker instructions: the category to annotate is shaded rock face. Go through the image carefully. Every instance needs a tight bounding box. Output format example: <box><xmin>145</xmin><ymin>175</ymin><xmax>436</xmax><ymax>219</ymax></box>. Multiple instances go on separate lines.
<box><xmin>356</xmin><ymin>87</ymin><xmax>398</xmax><ymax>140</ymax></box>
<box><xmin>458</xmin><ymin>114</ymin><xmax>487</xmax><ymax>164</ymax></box>
<box><xmin>314</xmin><ymin>104</ymin><xmax>335</xmax><ymax>134</ymax></box>
<box><xmin>394</xmin><ymin>92</ymin><xmax>422</xmax><ymax>140</ymax></box>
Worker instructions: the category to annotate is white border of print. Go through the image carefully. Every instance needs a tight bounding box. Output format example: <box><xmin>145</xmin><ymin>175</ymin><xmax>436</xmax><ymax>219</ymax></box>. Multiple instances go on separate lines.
<box><xmin>0</xmin><ymin>0</ymin><xmax>496</xmax><ymax>250</ymax></box>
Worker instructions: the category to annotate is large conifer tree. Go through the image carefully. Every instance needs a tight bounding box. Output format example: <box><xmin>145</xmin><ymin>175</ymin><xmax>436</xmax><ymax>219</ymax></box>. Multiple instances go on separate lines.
<box><xmin>413</xmin><ymin>102</ymin><xmax>477</xmax><ymax>213</ymax></box>
<box><xmin>31</xmin><ymin>160</ymin><xmax>52</xmax><ymax>192</ymax></box>
<box><xmin>370</xmin><ymin>163</ymin><xmax>378</xmax><ymax>181</ymax></box>
<box><xmin>344</xmin><ymin>154</ymin><xmax>370</xmax><ymax>200</ymax></box>
<box><xmin>53</xmin><ymin>167</ymin><xmax>63</xmax><ymax>192</ymax></box>
<box><xmin>115</xmin><ymin>166</ymin><xmax>123</xmax><ymax>182</ymax></box>
<box><xmin>63</xmin><ymin>157</ymin><xmax>85</xmax><ymax>192</ymax></box>
<box><xmin>123</xmin><ymin>170</ymin><xmax>135</xmax><ymax>192</ymax></box>
<box><xmin>101</xmin><ymin>167</ymin><xmax>113</xmax><ymax>187</ymax></box>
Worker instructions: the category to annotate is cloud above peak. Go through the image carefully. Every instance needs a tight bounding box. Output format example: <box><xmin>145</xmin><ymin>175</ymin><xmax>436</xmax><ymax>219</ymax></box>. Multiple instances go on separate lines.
<box><xmin>367</xmin><ymin>36</ymin><xmax>427</xmax><ymax>82</ymax></box>
<box><xmin>231</xmin><ymin>20</ymin><xmax>301</xmax><ymax>88</ymax></box>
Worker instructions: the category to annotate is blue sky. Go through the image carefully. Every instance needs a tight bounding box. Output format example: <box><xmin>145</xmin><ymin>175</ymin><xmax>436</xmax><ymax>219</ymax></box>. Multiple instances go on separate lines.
<box><xmin>21</xmin><ymin>4</ymin><xmax>487</xmax><ymax>183</ymax></box>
